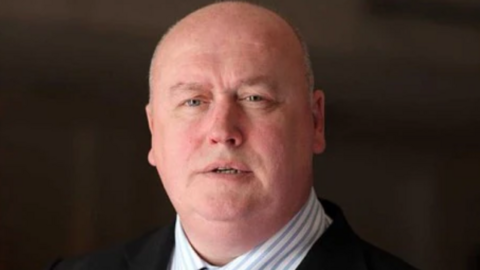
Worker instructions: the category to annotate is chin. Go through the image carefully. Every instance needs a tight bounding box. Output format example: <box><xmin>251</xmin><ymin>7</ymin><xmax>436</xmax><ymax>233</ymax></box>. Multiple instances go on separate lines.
<box><xmin>190</xmin><ymin>191</ymin><xmax>258</xmax><ymax>222</ymax></box>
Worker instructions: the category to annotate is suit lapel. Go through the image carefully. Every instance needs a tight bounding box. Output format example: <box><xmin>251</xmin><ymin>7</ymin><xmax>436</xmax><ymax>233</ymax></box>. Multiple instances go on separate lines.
<box><xmin>124</xmin><ymin>221</ymin><xmax>175</xmax><ymax>270</ymax></box>
<box><xmin>296</xmin><ymin>200</ymin><xmax>368</xmax><ymax>270</ymax></box>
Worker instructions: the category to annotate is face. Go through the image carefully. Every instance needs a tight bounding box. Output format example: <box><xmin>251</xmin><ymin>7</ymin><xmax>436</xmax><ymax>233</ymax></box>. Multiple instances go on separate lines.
<box><xmin>147</xmin><ymin>24</ymin><xmax>325</xmax><ymax>225</ymax></box>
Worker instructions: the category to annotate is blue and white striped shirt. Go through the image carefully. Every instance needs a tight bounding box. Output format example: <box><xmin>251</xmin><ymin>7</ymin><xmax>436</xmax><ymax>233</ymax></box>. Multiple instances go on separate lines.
<box><xmin>169</xmin><ymin>188</ymin><xmax>332</xmax><ymax>270</ymax></box>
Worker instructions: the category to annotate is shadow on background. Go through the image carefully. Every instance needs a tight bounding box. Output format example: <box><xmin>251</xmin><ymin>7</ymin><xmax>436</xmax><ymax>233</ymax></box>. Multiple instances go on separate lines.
<box><xmin>1</xmin><ymin>0</ymin><xmax>479</xmax><ymax>269</ymax></box>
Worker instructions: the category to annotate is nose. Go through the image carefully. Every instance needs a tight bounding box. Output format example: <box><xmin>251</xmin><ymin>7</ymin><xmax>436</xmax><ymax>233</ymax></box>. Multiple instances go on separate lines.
<box><xmin>207</xmin><ymin>101</ymin><xmax>243</xmax><ymax>147</ymax></box>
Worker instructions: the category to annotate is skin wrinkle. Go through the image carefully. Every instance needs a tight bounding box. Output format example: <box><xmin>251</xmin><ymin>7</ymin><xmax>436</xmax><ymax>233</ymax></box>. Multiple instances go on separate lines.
<box><xmin>146</xmin><ymin>1</ymin><xmax>325</xmax><ymax>266</ymax></box>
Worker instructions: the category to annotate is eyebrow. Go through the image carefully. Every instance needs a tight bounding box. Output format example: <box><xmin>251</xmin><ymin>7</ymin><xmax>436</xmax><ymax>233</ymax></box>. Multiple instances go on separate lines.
<box><xmin>169</xmin><ymin>82</ymin><xmax>208</xmax><ymax>93</ymax></box>
<box><xmin>167</xmin><ymin>75</ymin><xmax>277</xmax><ymax>95</ymax></box>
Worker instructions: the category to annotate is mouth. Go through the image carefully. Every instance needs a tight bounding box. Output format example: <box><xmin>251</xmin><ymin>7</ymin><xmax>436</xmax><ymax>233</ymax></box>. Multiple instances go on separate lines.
<box><xmin>212</xmin><ymin>167</ymin><xmax>243</xmax><ymax>174</ymax></box>
<box><xmin>203</xmin><ymin>162</ymin><xmax>252</xmax><ymax>175</ymax></box>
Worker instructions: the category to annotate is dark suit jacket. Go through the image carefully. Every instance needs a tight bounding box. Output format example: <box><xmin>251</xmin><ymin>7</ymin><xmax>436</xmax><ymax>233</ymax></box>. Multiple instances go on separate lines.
<box><xmin>48</xmin><ymin>200</ymin><xmax>418</xmax><ymax>270</ymax></box>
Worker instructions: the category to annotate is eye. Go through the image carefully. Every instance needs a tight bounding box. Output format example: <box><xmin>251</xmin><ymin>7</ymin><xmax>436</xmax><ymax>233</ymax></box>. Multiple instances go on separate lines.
<box><xmin>184</xmin><ymin>99</ymin><xmax>202</xmax><ymax>107</ymax></box>
<box><xmin>244</xmin><ymin>95</ymin><xmax>264</xmax><ymax>102</ymax></box>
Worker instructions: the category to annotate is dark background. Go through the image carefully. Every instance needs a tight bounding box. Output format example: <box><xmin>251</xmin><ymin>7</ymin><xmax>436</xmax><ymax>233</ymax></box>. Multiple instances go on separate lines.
<box><xmin>1</xmin><ymin>0</ymin><xmax>479</xmax><ymax>269</ymax></box>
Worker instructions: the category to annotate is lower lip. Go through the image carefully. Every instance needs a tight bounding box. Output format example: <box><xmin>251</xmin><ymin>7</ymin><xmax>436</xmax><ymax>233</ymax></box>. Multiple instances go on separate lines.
<box><xmin>202</xmin><ymin>171</ymin><xmax>253</xmax><ymax>180</ymax></box>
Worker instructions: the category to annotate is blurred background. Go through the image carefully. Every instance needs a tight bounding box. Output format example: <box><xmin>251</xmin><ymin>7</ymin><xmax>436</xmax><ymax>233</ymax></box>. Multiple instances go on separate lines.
<box><xmin>1</xmin><ymin>0</ymin><xmax>479</xmax><ymax>269</ymax></box>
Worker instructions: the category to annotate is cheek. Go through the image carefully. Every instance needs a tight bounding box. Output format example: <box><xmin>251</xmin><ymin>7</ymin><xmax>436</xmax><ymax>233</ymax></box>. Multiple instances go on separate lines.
<box><xmin>251</xmin><ymin>111</ymin><xmax>313</xmax><ymax>173</ymax></box>
<box><xmin>250</xmin><ymin>120</ymin><xmax>289</xmax><ymax>174</ymax></box>
<box><xmin>152</xmin><ymin>119</ymin><xmax>201</xmax><ymax>176</ymax></box>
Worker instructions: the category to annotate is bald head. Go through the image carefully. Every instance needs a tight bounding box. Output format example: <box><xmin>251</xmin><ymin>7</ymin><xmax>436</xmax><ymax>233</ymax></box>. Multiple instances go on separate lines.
<box><xmin>148</xmin><ymin>1</ymin><xmax>313</xmax><ymax>102</ymax></box>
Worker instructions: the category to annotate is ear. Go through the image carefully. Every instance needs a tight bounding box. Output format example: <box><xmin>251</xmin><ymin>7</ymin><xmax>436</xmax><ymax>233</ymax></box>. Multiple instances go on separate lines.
<box><xmin>145</xmin><ymin>104</ymin><xmax>156</xmax><ymax>166</ymax></box>
<box><xmin>312</xmin><ymin>90</ymin><xmax>326</xmax><ymax>154</ymax></box>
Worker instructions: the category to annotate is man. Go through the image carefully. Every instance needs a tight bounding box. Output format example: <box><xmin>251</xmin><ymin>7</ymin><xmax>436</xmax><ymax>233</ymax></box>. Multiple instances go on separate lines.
<box><xmin>49</xmin><ymin>1</ymin><xmax>417</xmax><ymax>269</ymax></box>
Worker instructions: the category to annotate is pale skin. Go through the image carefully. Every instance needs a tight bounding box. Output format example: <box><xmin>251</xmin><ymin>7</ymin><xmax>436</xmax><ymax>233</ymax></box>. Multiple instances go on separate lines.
<box><xmin>146</xmin><ymin>2</ymin><xmax>325</xmax><ymax>266</ymax></box>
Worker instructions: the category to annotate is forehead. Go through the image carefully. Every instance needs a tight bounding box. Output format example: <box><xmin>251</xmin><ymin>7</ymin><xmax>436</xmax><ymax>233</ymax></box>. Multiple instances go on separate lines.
<box><xmin>149</xmin><ymin>4</ymin><xmax>307</xmax><ymax>94</ymax></box>
<box><xmin>153</xmin><ymin>43</ymin><xmax>294</xmax><ymax>98</ymax></box>
<box><xmin>154</xmin><ymin>32</ymin><xmax>302</xmax><ymax>88</ymax></box>
<box><xmin>164</xmin><ymin>39</ymin><xmax>274</xmax><ymax>71</ymax></box>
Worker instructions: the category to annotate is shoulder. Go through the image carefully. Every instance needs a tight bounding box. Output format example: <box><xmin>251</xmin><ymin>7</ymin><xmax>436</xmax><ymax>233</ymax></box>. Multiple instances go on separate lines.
<box><xmin>46</xmin><ymin>244</ymin><xmax>125</xmax><ymax>270</ymax></box>
<box><xmin>48</xmin><ymin>223</ymin><xmax>175</xmax><ymax>270</ymax></box>
<box><xmin>309</xmin><ymin>199</ymin><xmax>418</xmax><ymax>270</ymax></box>
<box><xmin>358</xmin><ymin>240</ymin><xmax>418</xmax><ymax>270</ymax></box>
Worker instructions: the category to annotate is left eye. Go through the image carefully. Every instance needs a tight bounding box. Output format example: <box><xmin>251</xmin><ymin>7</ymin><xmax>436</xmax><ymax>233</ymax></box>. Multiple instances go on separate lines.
<box><xmin>185</xmin><ymin>99</ymin><xmax>202</xmax><ymax>107</ymax></box>
<box><xmin>244</xmin><ymin>95</ymin><xmax>264</xmax><ymax>102</ymax></box>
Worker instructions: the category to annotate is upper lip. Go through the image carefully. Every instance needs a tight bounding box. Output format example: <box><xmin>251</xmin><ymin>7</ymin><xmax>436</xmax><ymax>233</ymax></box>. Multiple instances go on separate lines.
<box><xmin>203</xmin><ymin>161</ymin><xmax>251</xmax><ymax>173</ymax></box>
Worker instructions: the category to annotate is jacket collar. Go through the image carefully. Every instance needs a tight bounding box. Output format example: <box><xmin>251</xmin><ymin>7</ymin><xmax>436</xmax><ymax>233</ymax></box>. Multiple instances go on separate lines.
<box><xmin>296</xmin><ymin>199</ymin><xmax>368</xmax><ymax>270</ymax></box>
